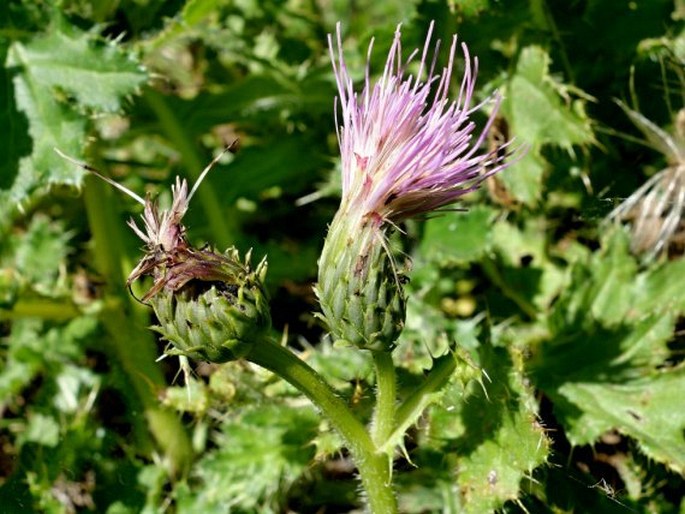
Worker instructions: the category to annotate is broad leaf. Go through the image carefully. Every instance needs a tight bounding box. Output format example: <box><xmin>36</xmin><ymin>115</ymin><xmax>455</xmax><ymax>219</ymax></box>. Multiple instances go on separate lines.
<box><xmin>502</xmin><ymin>46</ymin><xmax>594</xmax><ymax>205</ymax></box>
<box><xmin>419</xmin><ymin>205</ymin><xmax>496</xmax><ymax>264</ymax></box>
<box><xmin>559</xmin><ymin>370</ymin><xmax>685</xmax><ymax>473</ymax></box>
<box><xmin>2</xmin><ymin>18</ymin><xmax>147</xmax><ymax>224</ymax></box>
<box><xmin>506</xmin><ymin>46</ymin><xmax>594</xmax><ymax>150</ymax></box>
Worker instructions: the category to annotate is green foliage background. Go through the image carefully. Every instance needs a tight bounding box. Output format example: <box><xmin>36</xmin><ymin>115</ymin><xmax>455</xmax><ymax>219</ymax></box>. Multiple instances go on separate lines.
<box><xmin>1</xmin><ymin>0</ymin><xmax>685</xmax><ymax>512</ymax></box>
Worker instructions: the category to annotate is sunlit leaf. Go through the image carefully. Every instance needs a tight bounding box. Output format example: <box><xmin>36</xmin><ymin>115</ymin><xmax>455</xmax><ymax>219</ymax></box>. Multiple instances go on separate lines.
<box><xmin>177</xmin><ymin>404</ymin><xmax>319</xmax><ymax>512</ymax></box>
<box><xmin>560</xmin><ymin>370</ymin><xmax>685</xmax><ymax>474</ymax></box>
<box><xmin>419</xmin><ymin>206</ymin><xmax>496</xmax><ymax>264</ymax></box>
<box><xmin>2</xmin><ymin>17</ymin><xmax>146</xmax><ymax>223</ymax></box>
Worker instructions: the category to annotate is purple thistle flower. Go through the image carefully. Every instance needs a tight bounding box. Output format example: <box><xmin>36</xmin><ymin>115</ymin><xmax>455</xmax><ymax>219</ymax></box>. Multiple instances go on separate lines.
<box><xmin>317</xmin><ymin>23</ymin><xmax>512</xmax><ymax>351</ymax></box>
<box><xmin>328</xmin><ymin>21</ymin><xmax>512</xmax><ymax>225</ymax></box>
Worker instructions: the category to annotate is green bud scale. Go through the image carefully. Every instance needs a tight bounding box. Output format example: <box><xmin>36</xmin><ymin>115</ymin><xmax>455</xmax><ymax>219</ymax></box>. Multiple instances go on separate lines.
<box><xmin>316</xmin><ymin>212</ymin><xmax>405</xmax><ymax>352</ymax></box>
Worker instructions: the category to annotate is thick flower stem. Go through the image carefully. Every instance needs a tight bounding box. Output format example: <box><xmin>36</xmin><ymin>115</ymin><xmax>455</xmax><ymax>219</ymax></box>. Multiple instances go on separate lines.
<box><xmin>246</xmin><ymin>338</ymin><xmax>397</xmax><ymax>514</ymax></box>
<box><xmin>371</xmin><ymin>351</ymin><xmax>396</xmax><ymax>448</ymax></box>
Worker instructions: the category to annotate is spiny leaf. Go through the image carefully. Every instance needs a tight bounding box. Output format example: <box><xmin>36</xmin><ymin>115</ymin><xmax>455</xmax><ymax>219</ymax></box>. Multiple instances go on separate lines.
<box><xmin>9</xmin><ymin>20</ymin><xmax>146</xmax><ymax>112</ymax></box>
<box><xmin>177</xmin><ymin>404</ymin><xmax>319</xmax><ymax>512</ymax></box>
<box><xmin>559</xmin><ymin>370</ymin><xmax>685</xmax><ymax>474</ymax></box>
<box><xmin>506</xmin><ymin>46</ymin><xmax>595</xmax><ymax>150</ymax></box>
<box><xmin>456</xmin><ymin>345</ymin><xmax>548</xmax><ymax>513</ymax></box>
<box><xmin>549</xmin><ymin>230</ymin><xmax>685</xmax><ymax>331</ymax></box>
<box><xmin>533</xmin><ymin>231</ymin><xmax>685</xmax><ymax>473</ymax></box>
<box><xmin>2</xmin><ymin>17</ymin><xmax>147</xmax><ymax>224</ymax></box>
<box><xmin>501</xmin><ymin>45</ymin><xmax>595</xmax><ymax>204</ymax></box>
<box><xmin>423</xmin><ymin>343</ymin><xmax>549</xmax><ymax>512</ymax></box>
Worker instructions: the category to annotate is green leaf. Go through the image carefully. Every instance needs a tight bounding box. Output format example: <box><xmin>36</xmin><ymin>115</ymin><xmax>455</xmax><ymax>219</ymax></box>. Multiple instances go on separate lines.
<box><xmin>419</xmin><ymin>205</ymin><xmax>496</xmax><ymax>264</ymax></box>
<box><xmin>9</xmin><ymin>21</ymin><xmax>146</xmax><ymax>112</ymax></box>
<box><xmin>533</xmin><ymin>232</ymin><xmax>685</xmax><ymax>473</ymax></box>
<box><xmin>498</xmin><ymin>149</ymin><xmax>546</xmax><ymax>205</ymax></box>
<box><xmin>506</xmin><ymin>46</ymin><xmax>594</xmax><ymax>150</ymax></box>
<box><xmin>177</xmin><ymin>404</ymin><xmax>319</xmax><ymax>512</ymax></box>
<box><xmin>490</xmin><ymin>217</ymin><xmax>567</xmax><ymax>311</ymax></box>
<box><xmin>2</xmin><ymin>214</ymin><xmax>72</xmax><ymax>299</ymax></box>
<box><xmin>2</xmin><ymin>17</ymin><xmax>147</xmax><ymax>223</ymax></box>
<box><xmin>306</xmin><ymin>339</ymin><xmax>373</xmax><ymax>395</ymax></box>
<box><xmin>162</xmin><ymin>379</ymin><xmax>209</xmax><ymax>414</ymax></box>
<box><xmin>549</xmin><ymin>230</ymin><xmax>685</xmax><ymax>332</ymax></box>
<box><xmin>181</xmin><ymin>0</ymin><xmax>226</xmax><ymax>25</ymax></box>
<box><xmin>0</xmin><ymin>317</ymin><xmax>98</xmax><ymax>400</ymax></box>
<box><xmin>424</xmin><ymin>343</ymin><xmax>549</xmax><ymax>512</ymax></box>
<box><xmin>18</xmin><ymin>412</ymin><xmax>60</xmax><ymax>447</ymax></box>
<box><xmin>502</xmin><ymin>45</ymin><xmax>594</xmax><ymax>205</ymax></box>
<box><xmin>559</xmin><ymin>370</ymin><xmax>685</xmax><ymax>473</ymax></box>
<box><xmin>457</xmin><ymin>348</ymin><xmax>548</xmax><ymax>513</ymax></box>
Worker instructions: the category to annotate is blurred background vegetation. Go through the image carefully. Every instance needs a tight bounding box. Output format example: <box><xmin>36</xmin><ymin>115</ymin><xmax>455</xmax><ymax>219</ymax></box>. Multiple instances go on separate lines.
<box><xmin>1</xmin><ymin>0</ymin><xmax>685</xmax><ymax>512</ymax></box>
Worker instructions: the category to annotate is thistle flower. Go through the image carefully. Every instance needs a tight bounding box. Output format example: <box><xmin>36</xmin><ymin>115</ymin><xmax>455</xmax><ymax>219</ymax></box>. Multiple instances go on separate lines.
<box><xmin>56</xmin><ymin>147</ymin><xmax>271</xmax><ymax>362</ymax></box>
<box><xmin>316</xmin><ymin>23</ymin><xmax>513</xmax><ymax>352</ymax></box>
<box><xmin>607</xmin><ymin>102</ymin><xmax>685</xmax><ymax>259</ymax></box>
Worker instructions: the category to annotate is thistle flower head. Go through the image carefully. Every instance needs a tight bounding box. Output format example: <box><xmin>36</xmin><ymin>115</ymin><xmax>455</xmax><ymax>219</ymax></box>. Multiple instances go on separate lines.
<box><xmin>127</xmin><ymin>176</ymin><xmax>190</xmax><ymax>255</ymax></box>
<box><xmin>607</xmin><ymin>102</ymin><xmax>685</xmax><ymax>259</ymax></box>
<box><xmin>317</xmin><ymin>23</ymin><xmax>512</xmax><ymax>352</ymax></box>
<box><xmin>329</xmin><ymin>21</ymin><xmax>511</xmax><ymax>226</ymax></box>
<box><xmin>55</xmin><ymin>146</ymin><xmax>271</xmax><ymax>362</ymax></box>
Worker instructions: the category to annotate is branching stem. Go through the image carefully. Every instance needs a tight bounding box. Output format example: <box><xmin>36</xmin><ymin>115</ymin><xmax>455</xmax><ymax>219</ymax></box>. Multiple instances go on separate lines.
<box><xmin>246</xmin><ymin>339</ymin><xmax>398</xmax><ymax>514</ymax></box>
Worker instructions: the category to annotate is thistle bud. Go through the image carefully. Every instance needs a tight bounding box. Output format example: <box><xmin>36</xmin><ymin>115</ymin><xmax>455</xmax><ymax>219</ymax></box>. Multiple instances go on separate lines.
<box><xmin>150</xmin><ymin>249</ymin><xmax>270</xmax><ymax>363</ymax></box>
<box><xmin>317</xmin><ymin>212</ymin><xmax>405</xmax><ymax>352</ymax></box>
<box><xmin>122</xmin><ymin>176</ymin><xmax>272</xmax><ymax>363</ymax></box>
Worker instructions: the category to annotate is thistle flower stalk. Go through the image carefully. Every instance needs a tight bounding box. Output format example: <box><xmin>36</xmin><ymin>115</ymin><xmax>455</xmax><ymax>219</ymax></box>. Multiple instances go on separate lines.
<box><xmin>317</xmin><ymin>22</ymin><xmax>513</xmax><ymax>351</ymax></box>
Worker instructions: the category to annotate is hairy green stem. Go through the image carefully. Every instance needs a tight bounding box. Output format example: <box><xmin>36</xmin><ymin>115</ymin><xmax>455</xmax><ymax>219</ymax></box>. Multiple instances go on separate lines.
<box><xmin>143</xmin><ymin>88</ymin><xmax>237</xmax><ymax>249</ymax></box>
<box><xmin>371</xmin><ymin>351</ymin><xmax>396</xmax><ymax>449</ymax></box>
<box><xmin>246</xmin><ymin>339</ymin><xmax>397</xmax><ymax>514</ymax></box>
<box><xmin>84</xmin><ymin>175</ymin><xmax>193</xmax><ymax>476</ymax></box>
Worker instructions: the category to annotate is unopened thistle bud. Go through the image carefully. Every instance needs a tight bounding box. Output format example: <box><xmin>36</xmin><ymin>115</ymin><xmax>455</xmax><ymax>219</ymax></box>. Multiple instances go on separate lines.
<box><xmin>317</xmin><ymin>23</ymin><xmax>513</xmax><ymax>351</ymax></box>
<box><xmin>56</xmin><ymin>147</ymin><xmax>271</xmax><ymax>362</ymax></box>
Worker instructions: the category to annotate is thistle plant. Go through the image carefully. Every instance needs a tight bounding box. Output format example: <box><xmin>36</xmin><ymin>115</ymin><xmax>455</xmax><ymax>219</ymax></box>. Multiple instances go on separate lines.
<box><xmin>58</xmin><ymin>22</ymin><xmax>512</xmax><ymax>514</ymax></box>
<box><xmin>317</xmin><ymin>22</ymin><xmax>512</xmax><ymax>354</ymax></box>
<box><xmin>13</xmin><ymin>3</ymin><xmax>685</xmax><ymax>513</ymax></box>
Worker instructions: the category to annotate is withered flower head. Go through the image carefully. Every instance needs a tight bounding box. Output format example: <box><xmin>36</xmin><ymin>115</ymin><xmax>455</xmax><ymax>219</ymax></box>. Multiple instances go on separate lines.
<box><xmin>56</xmin><ymin>147</ymin><xmax>271</xmax><ymax>362</ymax></box>
<box><xmin>607</xmin><ymin>102</ymin><xmax>685</xmax><ymax>259</ymax></box>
